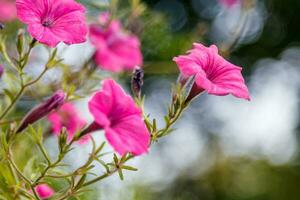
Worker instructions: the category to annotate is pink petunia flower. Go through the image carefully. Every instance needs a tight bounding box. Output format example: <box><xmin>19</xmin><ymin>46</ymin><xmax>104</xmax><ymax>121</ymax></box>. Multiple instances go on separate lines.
<box><xmin>16</xmin><ymin>0</ymin><xmax>88</xmax><ymax>47</ymax></box>
<box><xmin>89</xmin><ymin>13</ymin><xmax>143</xmax><ymax>72</ymax></box>
<box><xmin>219</xmin><ymin>0</ymin><xmax>240</xmax><ymax>7</ymax></box>
<box><xmin>0</xmin><ymin>0</ymin><xmax>16</xmax><ymax>22</ymax></box>
<box><xmin>88</xmin><ymin>79</ymin><xmax>150</xmax><ymax>156</ymax></box>
<box><xmin>173</xmin><ymin>43</ymin><xmax>250</xmax><ymax>101</ymax></box>
<box><xmin>35</xmin><ymin>184</ymin><xmax>54</xmax><ymax>199</ymax></box>
<box><xmin>48</xmin><ymin>103</ymin><xmax>89</xmax><ymax>144</ymax></box>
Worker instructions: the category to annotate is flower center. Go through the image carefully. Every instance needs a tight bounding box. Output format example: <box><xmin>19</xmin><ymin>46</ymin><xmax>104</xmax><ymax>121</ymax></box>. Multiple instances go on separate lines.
<box><xmin>42</xmin><ymin>19</ymin><xmax>54</xmax><ymax>27</ymax></box>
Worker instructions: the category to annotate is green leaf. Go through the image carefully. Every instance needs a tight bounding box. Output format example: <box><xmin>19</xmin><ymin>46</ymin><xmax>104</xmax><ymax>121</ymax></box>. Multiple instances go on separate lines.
<box><xmin>121</xmin><ymin>165</ymin><xmax>138</xmax><ymax>171</ymax></box>
<box><xmin>113</xmin><ymin>154</ymin><xmax>119</xmax><ymax>165</ymax></box>
<box><xmin>117</xmin><ymin>169</ymin><xmax>124</xmax><ymax>181</ymax></box>
<box><xmin>3</xmin><ymin>89</ymin><xmax>14</xmax><ymax>103</ymax></box>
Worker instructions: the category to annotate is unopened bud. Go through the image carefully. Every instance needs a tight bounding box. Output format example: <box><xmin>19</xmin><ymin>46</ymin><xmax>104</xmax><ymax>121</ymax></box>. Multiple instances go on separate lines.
<box><xmin>0</xmin><ymin>65</ymin><xmax>3</xmax><ymax>78</ymax></box>
<box><xmin>131</xmin><ymin>66</ymin><xmax>144</xmax><ymax>99</ymax></box>
<box><xmin>58</xmin><ymin>127</ymin><xmax>68</xmax><ymax>149</ymax></box>
<box><xmin>17</xmin><ymin>90</ymin><xmax>66</xmax><ymax>133</ymax></box>
<box><xmin>17</xmin><ymin>29</ymin><xmax>25</xmax><ymax>56</ymax></box>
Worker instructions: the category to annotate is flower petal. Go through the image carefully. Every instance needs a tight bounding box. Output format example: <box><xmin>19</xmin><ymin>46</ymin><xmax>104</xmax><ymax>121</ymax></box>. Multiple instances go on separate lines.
<box><xmin>173</xmin><ymin>55</ymin><xmax>203</xmax><ymax>76</ymax></box>
<box><xmin>105</xmin><ymin>115</ymin><xmax>150</xmax><ymax>156</ymax></box>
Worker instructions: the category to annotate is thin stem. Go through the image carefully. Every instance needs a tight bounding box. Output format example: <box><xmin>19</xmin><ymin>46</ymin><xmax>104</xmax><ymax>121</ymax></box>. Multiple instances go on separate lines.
<box><xmin>82</xmin><ymin>172</ymin><xmax>111</xmax><ymax>187</ymax></box>
<box><xmin>0</xmin><ymin>117</ymin><xmax>22</xmax><ymax>125</ymax></box>
<box><xmin>0</xmin><ymin>87</ymin><xmax>25</xmax><ymax>120</ymax></box>
<box><xmin>1</xmin><ymin>47</ymin><xmax>18</xmax><ymax>70</ymax></box>
<box><xmin>7</xmin><ymin>150</ymin><xmax>32</xmax><ymax>185</ymax></box>
<box><xmin>33</xmin><ymin>158</ymin><xmax>62</xmax><ymax>185</ymax></box>
<box><xmin>36</xmin><ymin>142</ymin><xmax>51</xmax><ymax>165</ymax></box>
<box><xmin>0</xmin><ymin>66</ymin><xmax>48</xmax><ymax>120</ymax></box>
<box><xmin>20</xmin><ymin>39</ymin><xmax>37</xmax><ymax>69</ymax></box>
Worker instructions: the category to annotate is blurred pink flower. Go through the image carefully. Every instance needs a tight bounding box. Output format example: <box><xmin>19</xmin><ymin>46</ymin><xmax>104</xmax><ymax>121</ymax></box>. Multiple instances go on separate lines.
<box><xmin>0</xmin><ymin>0</ymin><xmax>16</xmax><ymax>22</ymax></box>
<box><xmin>173</xmin><ymin>43</ymin><xmax>250</xmax><ymax>101</ymax></box>
<box><xmin>89</xmin><ymin>13</ymin><xmax>143</xmax><ymax>72</ymax></box>
<box><xmin>88</xmin><ymin>79</ymin><xmax>150</xmax><ymax>156</ymax></box>
<box><xmin>48</xmin><ymin>103</ymin><xmax>89</xmax><ymax>144</ymax></box>
<box><xmin>219</xmin><ymin>0</ymin><xmax>240</xmax><ymax>7</ymax></box>
<box><xmin>16</xmin><ymin>0</ymin><xmax>88</xmax><ymax>47</ymax></box>
<box><xmin>35</xmin><ymin>184</ymin><xmax>54</xmax><ymax>199</ymax></box>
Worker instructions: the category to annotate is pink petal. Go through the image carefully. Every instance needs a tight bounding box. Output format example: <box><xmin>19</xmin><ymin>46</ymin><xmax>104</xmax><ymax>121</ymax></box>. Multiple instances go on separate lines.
<box><xmin>47</xmin><ymin>103</ymin><xmax>88</xmax><ymax>143</ymax></box>
<box><xmin>219</xmin><ymin>0</ymin><xmax>240</xmax><ymax>7</ymax></box>
<box><xmin>105</xmin><ymin>115</ymin><xmax>150</xmax><ymax>156</ymax></box>
<box><xmin>89</xmin><ymin>79</ymin><xmax>141</xmax><ymax>124</ymax></box>
<box><xmin>173</xmin><ymin>55</ymin><xmax>203</xmax><ymax>76</ymax></box>
<box><xmin>94</xmin><ymin>48</ymin><xmax>124</xmax><ymax>72</ymax></box>
<box><xmin>0</xmin><ymin>0</ymin><xmax>16</xmax><ymax>21</ymax></box>
<box><xmin>88</xmin><ymin>91</ymin><xmax>112</xmax><ymax>127</ymax></box>
<box><xmin>109</xmin><ymin>35</ymin><xmax>143</xmax><ymax>70</ymax></box>
<box><xmin>89</xmin><ymin>14</ymin><xmax>143</xmax><ymax>72</ymax></box>
<box><xmin>47</xmin><ymin>112</ymin><xmax>62</xmax><ymax>135</ymax></box>
<box><xmin>16</xmin><ymin>0</ymin><xmax>44</xmax><ymax>23</ymax></box>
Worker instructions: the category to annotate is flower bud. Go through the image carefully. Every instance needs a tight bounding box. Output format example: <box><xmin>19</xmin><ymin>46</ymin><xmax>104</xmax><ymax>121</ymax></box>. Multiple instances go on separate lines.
<box><xmin>131</xmin><ymin>66</ymin><xmax>144</xmax><ymax>99</ymax></box>
<box><xmin>0</xmin><ymin>65</ymin><xmax>3</xmax><ymax>78</ymax></box>
<box><xmin>0</xmin><ymin>23</ymin><xmax>4</xmax><ymax>30</ymax></box>
<box><xmin>17</xmin><ymin>29</ymin><xmax>25</xmax><ymax>56</ymax></box>
<box><xmin>16</xmin><ymin>90</ymin><xmax>66</xmax><ymax>133</ymax></box>
<box><xmin>35</xmin><ymin>184</ymin><xmax>54</xmax><ymax>199</ymax></box>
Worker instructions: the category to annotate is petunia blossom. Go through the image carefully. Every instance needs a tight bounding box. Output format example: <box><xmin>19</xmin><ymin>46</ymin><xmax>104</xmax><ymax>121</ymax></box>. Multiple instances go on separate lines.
<box><xmin>87</xmin><ymin>79</ymin><xmax>150</xmax><ymax>156</ymax></box>
<box><xmin>16</xmin><ymin>0</ymin><xmax>88</xmax><ymax>47</ymax></box>
<box><xmin>35</xmin><ymin>184</ymin><xmax>54</xmax><ymax>199</ymax></box>
<box><xmin>48</xmin><ymin>103</ymin><xmax>89</xmax><ymax>144</ymax></box>
<box><xmin>219</xmin><ymin>0</ymin><xmax>240</xmax><ymax>7</ymax></box>
<box><xmin>89</xmin><ymin>13</ymin><xmax>143</xmax><ymax>72</ymax></box>
<box><xmin>0</xmin><ymin>0</ymin><xmax>16</xmax><ymax>22</ymax></box>
<box><xmin>173</xmin><ymin>43</ymin><xmax>250</xmax><ymax>101</ymax></box>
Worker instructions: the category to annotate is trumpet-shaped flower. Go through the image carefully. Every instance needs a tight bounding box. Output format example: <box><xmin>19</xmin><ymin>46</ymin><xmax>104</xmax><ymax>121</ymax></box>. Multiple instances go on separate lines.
<box><xmin>16</xmin><ymin>0</ymin><xmax>88</xmax><ymax>47</ymax></box>
<box><xmin>88</xmin><ymin>79</ymin><xmax>150</xmax><ymax>155</ymax></box>
<box><xmin>0</xmin><ymin>0</ymin><xmax>16</xmax><ymax>22</ymax></box>
<box><xmin>173</xmin><ymin>43</ymin><xmax>250</xmax><ymax>101</ymax></box>
<box><xmin>89</xmin><ymin>13</ymin><xmax>142</xmax><ymax>72</ymax></box>
<box><xmin>48</xmin><ymin>103</ymin><xmax>89</xmax><ymax>144</ymax></box>
<box><xmin>35</xmin><ymin>184</ymin><xmax>54</xmax><ymax>199</ymax></box>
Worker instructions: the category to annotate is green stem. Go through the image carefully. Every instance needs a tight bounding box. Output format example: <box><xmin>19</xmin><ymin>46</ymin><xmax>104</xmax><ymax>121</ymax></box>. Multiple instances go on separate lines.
<box><xmin>7</xmin><ymin>150</ymin><xmax>31</xmax><ymax>185</ymax></box>
<box><xmin>36</xmin><ymin>143</ymin><xmax>51</xmax><ymax>165</ymax></box>
<box><xmin>20</xmin><ymin>39</ymin><xmax>37</xmax><ymax>69</ymax></box>
<box><xmin>1</xmin><ymin>46</ymin><xmax>18</xmax><ymax>70</ymax></box>
<box><xmin>0</xmin><ymin>66</ymin><xmax>48</xmax><ymax>120</ymax></box>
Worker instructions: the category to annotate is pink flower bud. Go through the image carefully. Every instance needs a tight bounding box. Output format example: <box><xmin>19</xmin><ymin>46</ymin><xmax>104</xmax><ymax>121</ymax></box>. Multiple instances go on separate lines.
<box><xmin>17</xmin><ymin>90</ymin><xmax>66</xmax><ymax>133</ymax></box>
<box><xmin>35</xmin><ymin>184</ymin><xmax>54</xmax><ymax>199</ymax></box>
<box><xmin>0</xmin><ymin>65</ymin><xmax>3</xmax><ymax>78</ymax></box>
